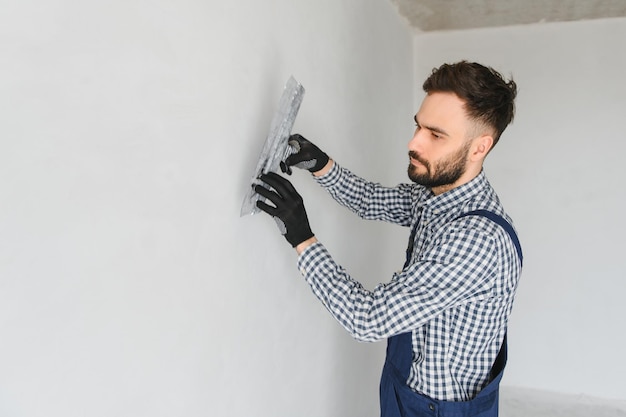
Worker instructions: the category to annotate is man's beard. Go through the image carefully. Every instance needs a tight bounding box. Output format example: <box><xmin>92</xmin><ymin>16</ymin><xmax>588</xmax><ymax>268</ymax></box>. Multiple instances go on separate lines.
<box><xmin>407</xmin><ymin>142</ymin><xmax>471</xmax><ymax>188</ymax></box>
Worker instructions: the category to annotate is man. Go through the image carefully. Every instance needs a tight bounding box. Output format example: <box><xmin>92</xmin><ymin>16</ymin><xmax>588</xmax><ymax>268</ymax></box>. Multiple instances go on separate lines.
<box><xmin>254</xmin><ymin>61</ymin><xmax>522</xmax><ymax>417</ymax></box>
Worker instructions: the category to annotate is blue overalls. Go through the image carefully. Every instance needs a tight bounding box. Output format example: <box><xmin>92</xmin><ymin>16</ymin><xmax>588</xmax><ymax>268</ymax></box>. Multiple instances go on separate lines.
<box><xmin>380</xmin><ymin>210</ymin><xmax>523</xmax><ymax>417</ymax></box>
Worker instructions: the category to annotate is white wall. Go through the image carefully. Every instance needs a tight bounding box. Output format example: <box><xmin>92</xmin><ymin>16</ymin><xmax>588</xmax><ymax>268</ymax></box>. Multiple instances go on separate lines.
<box><xmin>413</xmin><ymin>18</ymin><xmax>626</xmax><ymax>402</ymax></box>
<box><xmin>0</xmin><ymin>1</ymin><xmax>413</xmax><ymax>416</ymax></box>
<box><xmin>6</xmin><ymin>1</ymin><xmax>623</xmax><ymax>415</ymax></box>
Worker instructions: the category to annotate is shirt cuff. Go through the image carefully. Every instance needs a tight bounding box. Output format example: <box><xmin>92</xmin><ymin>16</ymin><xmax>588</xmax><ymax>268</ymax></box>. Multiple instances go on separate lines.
<box><xmin>313</xmin><ymin>161</ymin><xmax>341</xmax><ymax>188</ymax></box>
<box><xmin>296</xmin><ymin>241</ymin><xmax>331</xmax><ymax>280</ymax></box>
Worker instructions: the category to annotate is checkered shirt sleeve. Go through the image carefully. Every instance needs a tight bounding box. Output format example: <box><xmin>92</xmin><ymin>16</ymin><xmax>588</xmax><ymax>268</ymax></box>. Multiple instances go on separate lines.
<box><xmin>313</xmin><ymin>161</ymin><xmax>419</xmax><ymax>226</ymax></box>
<box><xmin>297</xmin><ymin>226</ymin><xmax>499</xmax><ymax>342</ymax></box>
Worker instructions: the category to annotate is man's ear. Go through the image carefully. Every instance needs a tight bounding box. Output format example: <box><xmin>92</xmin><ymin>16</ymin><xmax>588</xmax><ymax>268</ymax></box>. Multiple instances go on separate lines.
<box><xmin>471</xmin><ymin>135</ymin><xmax>494</xmax><ymax>161</ymax></box>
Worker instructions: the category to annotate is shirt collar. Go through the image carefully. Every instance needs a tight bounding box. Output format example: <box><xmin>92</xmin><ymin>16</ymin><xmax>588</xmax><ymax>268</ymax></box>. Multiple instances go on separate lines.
<box><xmin>421</xmin><ymin>170</ymin><xmax>488</xmax><ymax>214</ymax></box>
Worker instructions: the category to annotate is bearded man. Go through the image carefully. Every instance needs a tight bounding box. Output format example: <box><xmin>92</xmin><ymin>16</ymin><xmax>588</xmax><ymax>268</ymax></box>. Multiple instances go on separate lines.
<box><xmin>254</xmin><ymin>61</ymin><xmax>523</xmax><ymax>417</ymax></box>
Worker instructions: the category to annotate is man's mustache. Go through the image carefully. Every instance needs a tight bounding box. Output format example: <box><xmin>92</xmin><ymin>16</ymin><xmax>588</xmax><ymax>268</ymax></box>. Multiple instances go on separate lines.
<box><xmin>409</xmin><ymin>151</ymin><xmax>428</xmax><ymax>167</ymax></box>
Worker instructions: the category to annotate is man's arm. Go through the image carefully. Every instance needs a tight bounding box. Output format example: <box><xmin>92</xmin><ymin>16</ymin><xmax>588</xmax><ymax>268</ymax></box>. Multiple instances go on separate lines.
<box><xmin>254</xmin><ymin>173</ymin><xmax>500</xmax><ymax>343</ymax></box>
<box><xmin>284</xmin><ymin>134</ymin><xmax>415</xmax><ymax>226</ymax></box>
<box><xmin>297</xmin><ymin>224</ymin><xmax>500</xmax><ymax>342</ymax></box>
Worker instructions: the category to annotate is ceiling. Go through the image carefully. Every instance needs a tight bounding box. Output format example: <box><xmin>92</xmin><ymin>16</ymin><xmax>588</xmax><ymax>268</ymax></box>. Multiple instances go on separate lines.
<box><xmin>390</xmin><ymin>0</ymin><xmax>626</xmax><ymax>32</ymax></box>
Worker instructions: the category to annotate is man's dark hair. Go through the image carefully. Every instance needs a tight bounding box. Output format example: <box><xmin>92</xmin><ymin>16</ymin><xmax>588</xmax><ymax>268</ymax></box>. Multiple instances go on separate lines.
<box><xmin>423</xmin><ymin>61</ymin><xmax>517</xmax><ymax>148</ymax></box>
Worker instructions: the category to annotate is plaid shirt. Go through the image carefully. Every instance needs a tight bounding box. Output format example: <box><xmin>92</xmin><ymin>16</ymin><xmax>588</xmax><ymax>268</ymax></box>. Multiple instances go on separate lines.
<box><xmin>297</xmin><ymin>163</ymin><xmax>522</xmax><ymax>401</ymax></box>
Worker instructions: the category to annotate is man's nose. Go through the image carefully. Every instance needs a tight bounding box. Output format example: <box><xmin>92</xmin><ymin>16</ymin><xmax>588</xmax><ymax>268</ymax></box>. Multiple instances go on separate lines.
<box><xmin>408</xmin><ymin>129</ymin><xmax>423</xmax><ymax>150</ymax></box>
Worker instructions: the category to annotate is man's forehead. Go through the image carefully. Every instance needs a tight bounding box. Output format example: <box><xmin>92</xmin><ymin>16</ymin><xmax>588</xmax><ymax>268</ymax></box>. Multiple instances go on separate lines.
<box><xmin>415</xmin><ymin>92</ymin><xmax>473</xmax><ymax>136</ymax></box>
<box><xmin>417</xmin><ymin>93</ymin><xmax>468</xmax><ymax>119</ymax></box>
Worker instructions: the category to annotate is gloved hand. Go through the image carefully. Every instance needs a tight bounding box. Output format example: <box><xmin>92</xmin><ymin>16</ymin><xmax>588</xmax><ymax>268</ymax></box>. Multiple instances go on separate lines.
<box><xmin>254</xmin><ymin>172</ymin><xmax>314</xmax><ymax>247</ymax></box>
<box><xmin>280</xmin><ymin>134</ymin><xmax>329</xmax><ymax>175</ymax></box>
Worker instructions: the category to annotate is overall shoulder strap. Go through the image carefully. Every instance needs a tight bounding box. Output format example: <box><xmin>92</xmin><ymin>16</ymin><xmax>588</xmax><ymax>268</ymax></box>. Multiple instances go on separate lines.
<box><xmin>457</xmin><ymin>209</ymin><xmax>523</xmax><ymax>267</ymax></box>
<box><xmin>457</xmin><ymin>210</ymin><xmax>521</xmax><ymax>382</ymax></box>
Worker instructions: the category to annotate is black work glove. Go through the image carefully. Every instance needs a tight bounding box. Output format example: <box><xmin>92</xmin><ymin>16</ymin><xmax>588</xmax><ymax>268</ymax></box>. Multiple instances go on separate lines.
<box><xmin>254</xmin><ymin>172</ymin><xmax>314</xmax><ymax>247</ymax></box>
<box><xmin>280</xmin><ymin>134</ymin><xmax>329</xmax><ymax>175</ymax></box>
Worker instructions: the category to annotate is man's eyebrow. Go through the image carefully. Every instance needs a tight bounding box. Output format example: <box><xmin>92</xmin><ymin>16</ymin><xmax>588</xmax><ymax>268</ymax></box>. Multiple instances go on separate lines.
<box><xmin>414</xmin><ymin>114</ymin><xmax>449</xmax><ymax>137</ymax></box>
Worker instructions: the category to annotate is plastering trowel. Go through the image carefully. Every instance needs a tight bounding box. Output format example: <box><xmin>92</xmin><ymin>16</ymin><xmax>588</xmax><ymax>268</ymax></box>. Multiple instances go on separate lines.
<box><xmin>240</xmin><ymin>76</ymin><xmax>305</xmax><ymax>217</ymax></box>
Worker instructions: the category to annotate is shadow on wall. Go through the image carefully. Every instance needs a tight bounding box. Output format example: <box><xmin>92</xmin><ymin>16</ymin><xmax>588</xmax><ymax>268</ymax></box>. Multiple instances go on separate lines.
<box><xmin>500</xmin><ymin>386</ymin><xmax>626</xmax><ymax>417</ymax></box>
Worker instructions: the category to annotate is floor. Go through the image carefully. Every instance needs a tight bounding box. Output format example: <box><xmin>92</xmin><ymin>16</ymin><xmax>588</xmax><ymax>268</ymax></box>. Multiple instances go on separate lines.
<box><xmin>500</xmin><ymin>387</ymin><xmax>626</xmax><ymax>417</ymax></box>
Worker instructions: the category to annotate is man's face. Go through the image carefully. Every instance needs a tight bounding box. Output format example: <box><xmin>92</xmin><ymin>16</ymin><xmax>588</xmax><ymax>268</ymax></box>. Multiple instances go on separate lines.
<box><xmin>407</xmin><ymin>92</ymin><xmax>475</xmax><ymax>191</ymax></box>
